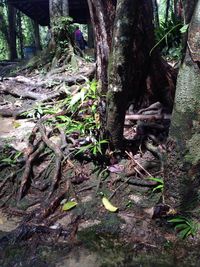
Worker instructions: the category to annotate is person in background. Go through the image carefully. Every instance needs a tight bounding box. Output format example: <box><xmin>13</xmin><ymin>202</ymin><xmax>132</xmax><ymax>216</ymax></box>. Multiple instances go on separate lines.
<box><xmin>74</xmin><ymin>27</ymin><xmax>85</xmax><ymax>51</ymax></box>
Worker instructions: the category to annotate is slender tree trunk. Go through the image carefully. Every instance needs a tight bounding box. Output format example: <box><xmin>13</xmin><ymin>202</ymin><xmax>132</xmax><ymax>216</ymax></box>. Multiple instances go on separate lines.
<box><xmin>33</xmin><ymin>21</ymin><xmax>42</xmax><ymax>52</ymax></box>
<box><xmin>165</xmin><ymin>0</ymin><xmax>200</xmax><ymax>213</ymax></box>
<box><xmin>7</xmin><ymin>3</ymin><xmax>17</xmax><ymax>60</ymax></box>
<box><xmin>87</xmin><ymin>23</ymin><xmax>94</xmax><ymax>48</ymax></box>
<box><xmin>87</xmin><ymin>0</ymin><xmax>116</xmax><ymax>93</ymax></box>
<box><xmin>17</xmin><ymin>11</ymin><xmax>24</xmax><ymax>58</ymax></box>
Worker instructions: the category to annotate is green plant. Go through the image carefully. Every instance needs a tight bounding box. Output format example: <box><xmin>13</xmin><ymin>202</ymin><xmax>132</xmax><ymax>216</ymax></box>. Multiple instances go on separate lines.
<box><xmin>23</xmin><ymin>103</ymin><xmax>60</xmax><ymax>119</ymax></box>
<box><xmin>153</xmin><ymin>14</ymin><xmax>185</xmax><ymax>59</ymax></box>
<box><xmin>168</xmin><ymin>216</ymin><xmax>199</xmax><ymax>239</ymax></box>
<box><xmin>0</xmin><ymin>150</ymin><xmax>22</xmax><ymax>166</ymax></box>
<box><xmin>148</xmin><ymin>177</ymin><xmax>164</xmax><ymax>193</ymax></box>
<box><xmin>76</xmin><ymin>138</ymin><xmax>108</xmax><ymax>157</ymax></box>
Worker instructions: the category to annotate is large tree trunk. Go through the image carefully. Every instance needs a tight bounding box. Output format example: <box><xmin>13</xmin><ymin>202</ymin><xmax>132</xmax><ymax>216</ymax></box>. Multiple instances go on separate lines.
<box><xmin>106</xmin><ymin>0</ymin><xmax>140</xmax><ymax>150</ymax></box>
<box><xmin>87</xmin><ymin>0</ymin><xmax>116</xmax><ymax>92</ymax></box>
<box><xmin>48</xmin><ymin>0</ymin><xmax>77</xmax><ymax>63</ymax></box>
<box><xmin>165</xmin><ymin>0</ymin><xmax>200</xmax><ymax>213</ymax></box>
<box><xmin>7</xmin><ymin>3</ymin><xmax>17</xmax><ymax>60</ymax></box>
<box><xmin>106</xmin><ymin>0</ymin><xmax>176</xmax><ymax>150</ymax></box>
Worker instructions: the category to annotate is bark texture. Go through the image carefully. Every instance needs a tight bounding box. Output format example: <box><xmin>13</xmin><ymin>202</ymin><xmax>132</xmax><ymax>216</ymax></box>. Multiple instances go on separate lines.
<box><xmin>165</xmin><ymin>1</ymin><xmax>200</xmax><ymax>212</ymax></box>
<box><xmin>87</xmin><ymin>0</ymin><xmax>116</xmax><ymax>92</ymax></box>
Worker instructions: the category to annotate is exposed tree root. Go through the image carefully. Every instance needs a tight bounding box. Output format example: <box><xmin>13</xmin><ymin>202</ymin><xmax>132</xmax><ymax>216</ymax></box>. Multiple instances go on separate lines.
<box><xmin>37</xmin><ymin>123</ymin><xmax>63</xmax><ymax>196</ymax></box>
<box><xmin>0</xmin><ymin>167</ymin><xmax>24</xmax><ymax>194</ymax></box>
<box><xmin>18</xmin><ymin>141</ymin><xmax>46</xmax><ymax>200</ymax></box>
<box><xmin>36</xmin><ymin>182</ymin><xmax>69</xmax><ymax>223</ymax></box>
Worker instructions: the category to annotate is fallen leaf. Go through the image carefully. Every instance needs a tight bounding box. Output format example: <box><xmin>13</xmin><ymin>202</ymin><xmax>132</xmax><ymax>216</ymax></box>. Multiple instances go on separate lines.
<box><xmin>62</xmin><ymin>201</ymin><xmax>77</xmax><ymax>211</ymax></box>
<box><xmin>108</xmin><ymin>164</ymin><xmax>124</xmax><ymax>173</ymax></box>
<box><xmin>102</xmin><ymin>197</ymin><xmax>118</xmax><ymax>212</ymax></box>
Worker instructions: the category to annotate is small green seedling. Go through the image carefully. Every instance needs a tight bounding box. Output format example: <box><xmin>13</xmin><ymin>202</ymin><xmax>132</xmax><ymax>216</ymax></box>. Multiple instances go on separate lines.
<box><xmin>168</xmin><ymin>216</ymin><xmax>199</xmax><ymax>239</ymax></box>
<box><xmin>148</xmin><ymin>177</ymin><xmax>164</xmax><ymax>193</ymax></box>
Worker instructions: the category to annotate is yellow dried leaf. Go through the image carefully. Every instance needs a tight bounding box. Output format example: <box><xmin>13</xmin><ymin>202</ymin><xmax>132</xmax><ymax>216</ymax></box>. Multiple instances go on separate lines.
<box><xmin>102</xmin><ymin>197</ymin><xmax>118</xmax><ymax>212</ymax></box>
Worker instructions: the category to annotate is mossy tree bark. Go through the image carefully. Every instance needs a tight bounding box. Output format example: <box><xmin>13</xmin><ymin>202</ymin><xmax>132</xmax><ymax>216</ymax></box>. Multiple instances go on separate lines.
<box><xmin>165</xmin><ymin>0</ymin><xmax>200</xmax><ymax>212</ymax></box>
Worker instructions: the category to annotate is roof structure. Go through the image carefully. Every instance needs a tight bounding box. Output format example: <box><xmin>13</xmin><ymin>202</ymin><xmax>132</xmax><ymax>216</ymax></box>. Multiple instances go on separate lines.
<box><xmin>8</xmin><ymin>0</ymin><xmax>89</xmax><ymax>26</ymax></box>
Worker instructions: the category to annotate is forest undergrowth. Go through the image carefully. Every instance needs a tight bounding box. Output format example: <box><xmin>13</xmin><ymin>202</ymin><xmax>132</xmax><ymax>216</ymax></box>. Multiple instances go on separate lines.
<box><xmin>0</xmin><ymin>55</ymin><xmax>193</xmax><ymax>248</ymax></box>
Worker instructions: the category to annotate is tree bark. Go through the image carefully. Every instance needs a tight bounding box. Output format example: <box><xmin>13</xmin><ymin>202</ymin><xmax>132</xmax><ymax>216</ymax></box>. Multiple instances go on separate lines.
<box><xmin>62</xmin><ymin>0</ymin><xmax>69</xmax><ymax>15</ymax></box>
<box><xmin>49</xmin><ymin>0</ymin><xmax>62</xmax><ymax>19</ymax></box>
<box><xmin>165</xmin><ymin>0</ymin><xmax>200</xmax><ymax>213</ymax></box>
<box><xmin>182</xmin><ymin>0</ymin><xmax>198</xmax><ymax>23</ymax></box>
<box><xmin>87</xmin><ymin>0</ymin><xmax>116</xmax><ymax>93</ymax></box>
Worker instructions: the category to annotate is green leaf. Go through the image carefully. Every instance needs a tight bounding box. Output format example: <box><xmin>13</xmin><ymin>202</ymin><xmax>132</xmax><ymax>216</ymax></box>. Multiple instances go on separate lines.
<box><xmin>75</xmin><ymin>144</ymin><xmax>92</xmax><ymax>155</ymax></box>
<box><xmin>70</xmin><ymin>92</ymin><xmax>83</xmax><ymax>106</ymax></box>
<box><xmin>149</xmin><ymin>177</ymin><xmax>164</xmax><ymax>184</ymax></box>
<box><xmin>168</xmin><ymin>217</ymin><xmax>187</xmax><ymax>223</ymax></box>
<box><xmin>62</xmin><ymin>201</ymin><xmax>77</xmax><ymax>211</ymax></box>
<box><xmin>178</xmin><ymin>228</ymin><xmax>190</xmax><ymax>239</ymax></box>
<box><xmin>152</xmin><ymin>184</ymin><xmax>164</xmax><ymax>192</ymax></box>
<box><xmin>37</xmin><ymin>105</ymin><xmax>43</xmax><ymax>114</ymax></box>
<box><xmin>174</xmin><ymin>223</ymin><xmax>188</xmax><ymax>230</ymax></box>
<box><xmin>180</xmin><ymin>24</ymin><xmax>189</xmax><ymax>33</ymax></box>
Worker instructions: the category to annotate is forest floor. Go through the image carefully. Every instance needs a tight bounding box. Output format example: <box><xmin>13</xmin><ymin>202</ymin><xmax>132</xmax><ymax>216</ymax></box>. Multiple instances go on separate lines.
<box><xmin>0</xmin><ymin>58</ymin><xmax>200</xmax><ymax>266</ymax></box>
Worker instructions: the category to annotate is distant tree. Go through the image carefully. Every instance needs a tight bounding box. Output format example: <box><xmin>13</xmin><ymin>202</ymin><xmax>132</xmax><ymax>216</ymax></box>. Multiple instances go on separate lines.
<box><xmin>7</xmin><ymin>2</ymin><xmax>18</xmax><ymax>60</ymax></box>
<box><xmin>16</xmin><ymin>10</ymin><xmax>24</xmax><ymax>58</ymax></box>
<box><xmin>33</xmin><ymin>21</ymin><xmax>42</xmax><ymax>52</ymax></box>
<box><xmin>0</xmin><ymin>2</ymin><xmax>9</xmax><ymax>59</ymax></box>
